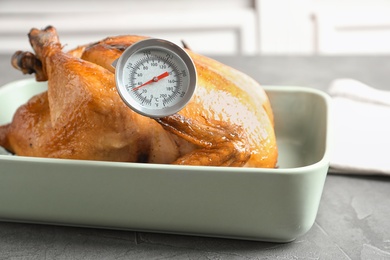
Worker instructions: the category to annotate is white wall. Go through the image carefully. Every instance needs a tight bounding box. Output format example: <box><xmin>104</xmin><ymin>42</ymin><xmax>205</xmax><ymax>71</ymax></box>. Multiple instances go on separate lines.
<box><xmin>258</xmin><ymin>0</ymin><xmax>390</xmax><ymax>55</ymax></box>
<box><xmin>0</xmin><ymin>0</ymin><xmax>258</xmax><ymax>55</ymax></box>
<box><xmin>1</xmin><ymin>0</ymin><xmax>390</xmax><ymax>55</ymax></box>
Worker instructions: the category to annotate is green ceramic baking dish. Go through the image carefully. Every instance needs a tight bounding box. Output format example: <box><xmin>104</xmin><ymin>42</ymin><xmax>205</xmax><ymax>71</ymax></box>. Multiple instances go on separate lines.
<box><xmin>0</xmin><ymin>79</ymin><xmax>331</xmax><ymax>242</ymax></box>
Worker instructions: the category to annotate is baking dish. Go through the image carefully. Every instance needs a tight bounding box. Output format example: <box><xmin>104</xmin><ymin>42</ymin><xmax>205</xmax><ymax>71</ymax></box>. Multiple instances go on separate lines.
<box><xmin>0</xmin><ymin>79</ymin><xmax>331</xmax><ymax>242</ymax></box>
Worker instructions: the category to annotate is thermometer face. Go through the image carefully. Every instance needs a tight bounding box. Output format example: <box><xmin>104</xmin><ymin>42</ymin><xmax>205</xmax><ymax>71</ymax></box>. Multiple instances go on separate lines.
<box><xmin>114</xmin><ymin>38</ymin><xmax>197</xmax><ymax>118</ymax></box>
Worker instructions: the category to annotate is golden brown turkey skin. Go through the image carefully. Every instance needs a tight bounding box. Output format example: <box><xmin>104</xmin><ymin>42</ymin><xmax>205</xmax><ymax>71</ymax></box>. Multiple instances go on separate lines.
<box><xmin>0</xmin><ymin>26</ymin><xmax>278</xmax><ymax>167</ymax></box>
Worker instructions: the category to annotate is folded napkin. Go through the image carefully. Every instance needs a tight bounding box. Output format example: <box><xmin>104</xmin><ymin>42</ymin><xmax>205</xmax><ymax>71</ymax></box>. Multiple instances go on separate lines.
<box><xmin>328</xmin><ymin>79</ymin><xmax>390</xmax><ymax>175</ymax></box>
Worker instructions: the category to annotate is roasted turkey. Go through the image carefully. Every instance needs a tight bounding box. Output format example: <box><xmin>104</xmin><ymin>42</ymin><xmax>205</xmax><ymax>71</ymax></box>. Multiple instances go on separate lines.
<box><xmin>0</xmin><ymin>26</ymin><xmax>277</xmax><ymax>167</ymax></box>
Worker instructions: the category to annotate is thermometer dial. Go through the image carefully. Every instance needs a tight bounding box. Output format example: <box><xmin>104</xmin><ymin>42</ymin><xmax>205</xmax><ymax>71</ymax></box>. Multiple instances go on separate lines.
<box><xmin>113</xmin><ymin>38</ymin><xmax>197</xmax><ymax>118</ymax></box>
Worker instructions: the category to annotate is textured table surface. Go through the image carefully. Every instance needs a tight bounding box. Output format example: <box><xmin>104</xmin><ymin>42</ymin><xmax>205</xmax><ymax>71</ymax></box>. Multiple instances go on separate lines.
<box><xmin>1</xmin><ymin>54</ymin><xmax>390</xmax><ymax>259</ymax></box>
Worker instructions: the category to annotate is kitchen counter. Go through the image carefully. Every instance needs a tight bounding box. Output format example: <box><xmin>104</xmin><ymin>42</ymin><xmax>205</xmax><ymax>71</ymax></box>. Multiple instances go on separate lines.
<box><xmin>1</xmin><ymin>54</ymin><xmax>390</xmax><ymax>259</ymax></box>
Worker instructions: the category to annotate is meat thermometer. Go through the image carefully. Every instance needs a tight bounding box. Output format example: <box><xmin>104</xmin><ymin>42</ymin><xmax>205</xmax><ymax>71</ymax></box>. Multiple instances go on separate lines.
<box><xmin>113</xmin><ymin>38</ymin><xmax>197</xmax><ymax>118</ymax></box>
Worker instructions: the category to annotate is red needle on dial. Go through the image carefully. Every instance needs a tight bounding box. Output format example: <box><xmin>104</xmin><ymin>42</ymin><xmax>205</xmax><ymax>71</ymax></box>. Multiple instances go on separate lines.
<box><xmin>133</xmin><ymin>71</ymin><xmax>169</xmax><ymax>91</ymax></box>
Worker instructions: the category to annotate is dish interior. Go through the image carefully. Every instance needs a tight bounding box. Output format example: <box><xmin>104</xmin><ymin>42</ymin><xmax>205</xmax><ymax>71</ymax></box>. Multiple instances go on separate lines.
<box><xmin>269</xmin><ymin>87</ymin><xmax>329</xmax><ymax>168</ymax></box>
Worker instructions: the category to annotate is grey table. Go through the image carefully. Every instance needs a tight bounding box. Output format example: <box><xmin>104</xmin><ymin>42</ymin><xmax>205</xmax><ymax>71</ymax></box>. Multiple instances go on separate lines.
<box><xmin>1</xmin><ymin>54</ymin><xmax>390</xmax><ymax>259</ymax></box>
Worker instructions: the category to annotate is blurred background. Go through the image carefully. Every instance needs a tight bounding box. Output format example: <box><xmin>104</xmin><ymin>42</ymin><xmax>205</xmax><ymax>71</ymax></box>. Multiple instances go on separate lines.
<box><xmin>1</xmin><ymin>0</ymin><xmax>390</xmax><ymax>56</ymax></box>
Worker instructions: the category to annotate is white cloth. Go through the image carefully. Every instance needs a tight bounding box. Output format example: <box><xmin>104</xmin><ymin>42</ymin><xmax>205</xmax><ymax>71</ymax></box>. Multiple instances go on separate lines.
<box><xmin>328</xmin><ymin>79</ymin><xmax>390</xmax><ymax>175</ymax></box>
